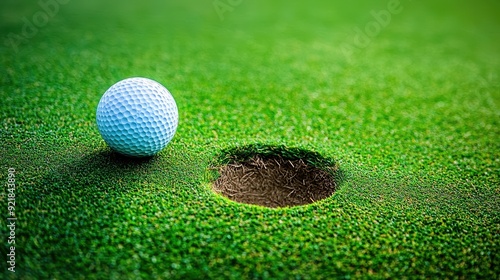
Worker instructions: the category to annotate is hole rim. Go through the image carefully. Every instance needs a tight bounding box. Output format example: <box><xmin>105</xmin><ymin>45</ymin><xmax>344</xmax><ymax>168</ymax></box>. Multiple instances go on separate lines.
<box><xmin>208</xmin><ymin>144</ymin><xmax>344</xmax><ymax>208</ymax></box>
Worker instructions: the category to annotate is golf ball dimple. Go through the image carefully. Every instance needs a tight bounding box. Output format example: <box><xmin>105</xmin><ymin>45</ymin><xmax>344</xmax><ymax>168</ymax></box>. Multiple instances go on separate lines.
<box><xmin>96</xmin><ymin>77</ymin><xmax>178</xmax><ymax>157</ymax></box>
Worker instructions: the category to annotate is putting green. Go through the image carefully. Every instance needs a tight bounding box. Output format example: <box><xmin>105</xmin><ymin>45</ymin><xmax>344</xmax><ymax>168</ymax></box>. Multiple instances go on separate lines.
<box><xmin>1</xmin><ymin>0</ymin><xmax>498</xmax><ymax>279</ymax></box>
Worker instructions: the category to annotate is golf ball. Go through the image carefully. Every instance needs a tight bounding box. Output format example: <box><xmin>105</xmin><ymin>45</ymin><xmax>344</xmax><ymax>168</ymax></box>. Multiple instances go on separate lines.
<box><xmin>96</xmin><ymin>77</ymin><xmax>178</xmax><ymax>157</ymax></box>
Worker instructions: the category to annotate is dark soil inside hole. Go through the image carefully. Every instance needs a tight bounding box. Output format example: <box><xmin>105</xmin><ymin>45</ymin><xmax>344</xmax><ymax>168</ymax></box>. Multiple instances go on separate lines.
<box><xmin>213</xmin><ymin>155</ymin><xmax>337</xmax><ymax>208</ymax></box>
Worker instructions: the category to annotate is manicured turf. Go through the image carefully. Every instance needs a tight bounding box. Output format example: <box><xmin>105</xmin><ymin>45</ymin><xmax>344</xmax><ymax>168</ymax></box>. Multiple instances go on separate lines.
<box><xmin>1</xmin><ymin>0</ymin><xmax>499</xmax><ymax>278</ymax></box>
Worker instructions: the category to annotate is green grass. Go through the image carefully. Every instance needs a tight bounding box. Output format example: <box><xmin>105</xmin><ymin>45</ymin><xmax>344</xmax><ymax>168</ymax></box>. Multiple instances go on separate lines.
<box><xmin>1</xmin><ymin>0</ymin><xmax>499</xmax><ymax>278</ymax></box>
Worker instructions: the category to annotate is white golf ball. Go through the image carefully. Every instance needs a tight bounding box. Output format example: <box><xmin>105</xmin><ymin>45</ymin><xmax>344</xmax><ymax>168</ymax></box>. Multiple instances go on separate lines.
<box><xmin>96</xmin><ymin>77</ymin><xmax>178</xmax><ymax>157</ymax></box>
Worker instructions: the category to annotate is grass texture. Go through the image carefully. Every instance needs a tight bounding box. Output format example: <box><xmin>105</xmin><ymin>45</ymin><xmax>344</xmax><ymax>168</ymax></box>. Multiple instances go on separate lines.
<box><xmin>1</xmin><ymin>0</ymin><xmax>499</xmax><ymax>278</ymax></box>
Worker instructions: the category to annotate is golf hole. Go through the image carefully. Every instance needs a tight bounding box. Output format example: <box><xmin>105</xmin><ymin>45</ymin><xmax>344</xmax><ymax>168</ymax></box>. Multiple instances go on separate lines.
<box><xmin>211</xmin><ymin>145</ymin><xmax>340</xmax><ymax>208</ymax></box>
